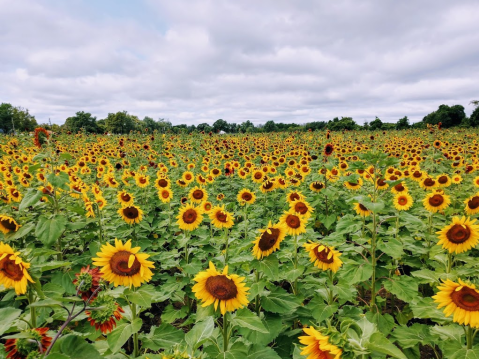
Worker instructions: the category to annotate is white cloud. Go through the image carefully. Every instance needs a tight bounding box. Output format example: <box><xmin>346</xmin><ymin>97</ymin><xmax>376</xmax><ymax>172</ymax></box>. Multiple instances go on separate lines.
<box><xmin>0</xmin><ymin>0</ymin><xmax>478</xmax><ymax>125</ymax></box>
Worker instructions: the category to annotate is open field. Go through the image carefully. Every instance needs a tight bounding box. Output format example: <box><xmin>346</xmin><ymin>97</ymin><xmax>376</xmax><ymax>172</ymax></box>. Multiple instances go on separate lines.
<box><xmin>1</xmin><ymin>126</ymin><xmax>479</xmax><ymax>358</ymax></box>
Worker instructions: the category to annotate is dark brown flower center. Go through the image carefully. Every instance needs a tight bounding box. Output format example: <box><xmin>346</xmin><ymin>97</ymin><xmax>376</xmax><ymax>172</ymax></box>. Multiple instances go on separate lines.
<box><xmin>286</xmin><ymin>214</ymin><xmax>301</xmax><ymax>229</ymax></box>
<box><xmin>205</xmin><ymin>275</ymin><xmax>238</xmax><ymax>300</ymax></box>
<box><xmin>398</xmin><ymin>196</ymin><xmax>408</xmax><ymax>205</ymax></box>
<box><xmin>438</xmin><ymin>175</ymin><xmax>448</xmax><ymax>184</ymax></box>
<box><xmin>324</xmin><ymin>144</ymin><xmax>333</xmax><ymax>155</ymax></box>
<box><xmin>294</xmin><ymin>202</ymin><xmax>308</xmax><ymax>214</ymax></box>
<box><xmin>347</xmin><ymin>181</ymin><xmax>359</xmax><ymax>187</ymax></box>
<box><xmin>122</xmin><ymin>206</ymin><xmax>139</xmax><ymax>219</ymax></box>
<box><xmin>0</xmin><ymin>258</ymin><xmax>24</xmax><ymax>280</ymax></box>
<box><xmin>254</xmin><ymin>172</ymin><xmax>263</xmax><ymax>179</ymax></box>
<box><xmin>183</xmin><ymin>209</ymin><xmax>198</xmax><ymax>224</ymax></box>
<box><xmin>428</xmin><ymin>194</ymin><xmax>444</xmax><ymax>207</ymax></box>
<box><xmin>157</xmin><ymin>179</ymin><xmax>168</xmax><ymax>188</ymax></box>
<box><xmin>241</xmin><ymin>192</ymin><xmax>252</xmax><ymax>201</ymax></box>
<box><xmin>192</xmin><ymin>190</ymin><xmax>204</xmax><ymax>200</ymax></box>
<box><xmin>451</xmin><ymin>286</ymin><xmax>479</xmax><ymax>311</ymax></box>
<box><xmin>216</xmin><ymin>211</ymin><xmax>228</xmax><ymax>223</ymax></box>
<box><xmin>413</xmin><ymin>171</ymin><xmax>422</xmax><ymax>178</ymax></box>
<box><xmin>139</xmin><ymin>177</ymin><xmax>147</xmax><ymax>184</ymax></box>
<box><xmin>204</xmin><ymin>203</ymin><xmax>212</xmax><ymax>210</ymax></box>
<box><xmin>110</xmin><ymin>251</ymin><xmax>141</xmax><ymax>276</ymax></box>
<box><xmin>424</xmin><ymin>178</ymin><xmax>435</xmax><ymax>187</ymax></box>
<box><xmin>446</xmin><ymin>224</ymin><xmax>471</xmax><ymax>244</ymax></box>
<box><xmin>1</xmin><ymin>219</ymin><xmax>17</xmax><ymax>231</ymax></box>
<box><xmin>468</xmin><ymin>197</ymin><xmax>479</xmax><ymax>210</ymax></box>
<box><xmin>262</xmin><ymin>181</ymin><xmax>274</xmax><ymax>190</ymax></box>
<box><xmin>377</xmin><ymin>179</ymin><xmax>386</xmax><ymax>186</ymax></box>
<box><xmin>359</xmin><ymin>203</ymin><xmax>369</xmax><ymax>211</ymax></box>
<box><xmin>185</xmin><ymin>174</ymin><xmax>192</xmax><ymax>180</ymax></box>
<box><xmin>313</xmin><ymin>246</ymin><xmax>334</xmax><ymax>264</ymax></box>
<box><xmin>394</xmin><ymin>184</ymin><xmax>405</xmax><ymax>192</ymax></box>
<box><xmin>258</xmin><ymin>228</ymin><xmax>280</xmax><ymax>251</ymax></box>
<box><xmin>161</xmin><ymin>190</ymin><xmax>170</xmax><ymax>199</ymax></box>
<box><xmin>121</xmin><ymin>193</ymin><xmax>131</xmax><ymax>202</ymax></box>
<box><xmin>312</xmin><ymin>182</ymin><xmax>324</xmax><ymax>190</ymax></box>
<box><xmin>212</xmin><ymin>169</ymin><xmax>220</xmax><ymax>175</ymax></box>
<box><xmin>289</xmin><ymin>193</ymin><xmax>300</xmax><ymax>201</ymax></box>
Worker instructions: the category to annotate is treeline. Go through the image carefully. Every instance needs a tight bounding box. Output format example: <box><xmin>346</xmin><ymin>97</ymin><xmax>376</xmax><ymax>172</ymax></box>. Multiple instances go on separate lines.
<box><xmin>1</xmin><ymin>102</ymin><xmax>478</xmax><ymax>134</ymax></box>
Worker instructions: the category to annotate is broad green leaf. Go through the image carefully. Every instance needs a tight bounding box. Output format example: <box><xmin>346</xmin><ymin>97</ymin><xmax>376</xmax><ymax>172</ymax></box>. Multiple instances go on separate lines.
<box><xmin>107</xmin><ymin>318</ymin><xmax>142</xmax><ymax>353</ymax></box>
<box><xmin>254</xmin><ymin>255</ymin><xmax>279</xmax><ymax>280</ymax></box>
<box><xmin>430</xmin><ymin>325</ymin><xmax>463</xmax><ymax>342</ymax></box>
<box><xmin>366</xmin><ymin>332</ymin><xmax>408</xmax><ymax>359</ymax></box>
<box><xmin>185</xmin><ymin>317</ymin><xmax>215</xmax><ymax>350</ymax></box>
<box><xmin>231</xmin><ymin>308</ymin><xmax>268</xmax><ymax>333</ymax></box>
<box><xmin>35</xmin><ymin>261</ymin><xmax>72</xmax><ymax>272</ymax></box>
<box><xmin>5</xmin><ymin>223</ymin><xmax>35</xmax><ymax>240</ymax></box>
<box><xmin>383</xmin><ymin>276</ymin><xmax>418</xmax><ymax>302</ymax></box>
<box><xmin>125</xmin><ymin>285</ymin><xmax>156</xmax><ymax>308</ymax></box>
<box><xmin>391</xmin><ymin>323</ymin><xmax>432</xmax><ymax>349</ymax></box>
<box><xmin>339</xmin><ymin>262</ymin><xmax>373</xmax><ymax>284</ymax></box>
<box><xmin>35</xmin><ymin>214</ymin><xmax>67</xmax><ymax>247</ymax></box>
<box><xmin>19</xmin><ymin>188</ymin><xmax>42</xmax><ymax>211</ymax></box>
<box><xmin>261</xmin><ymin>287</ymin><xmax>301</xmax><ymax>314</ymax></box>
<box><xmin>377</xmin><ymin>238</ymin><xmax>404</xmax><ymax>259</ymax></box>
<box><xmin>306</xmin><ymin>299</ymin><xmax>338</xmax><ymax>324</ymax></box>
<box><xmin>451</xmin><ymin>348</ymin><xmax>479</xmax><ymax>359</ymax></box>
<box><xmin>140</xmin><ymin>323</ymin><xmax>185</xmax><ymax>351</ymax></box>
<box><xmin>161</xmin><ymin>304</ymin><xmax>188</xmax><ymax>324</ymax></box>
<box><xmin>50</xmin><ymin>334</ymin><xmax>102</xmax><ymax>359</ymax></box>
<box><xmin>248</xmin><ymin>345</ymin><xmax>282</xmax><ymax>359</ymax></box>
<box><xmin>0</xmin><ymin>308</ymin><xmax>22</xmax><ymax>336</ymax></box>
<box><xmin>240</xmin><ymin>314</ymin><xmax>283</xmax><ymax>346</ymax></box>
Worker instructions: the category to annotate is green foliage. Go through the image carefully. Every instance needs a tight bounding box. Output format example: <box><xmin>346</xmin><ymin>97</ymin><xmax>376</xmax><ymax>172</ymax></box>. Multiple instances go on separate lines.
<box><xmin>422</xmin><ymin>104</ymin><xmax>466</xmax><ymax>128</ymax></box>
<box><xmin>64</xmin><ymin>111</ymin><xmax>98</xmax><ymax>133</ymax></box>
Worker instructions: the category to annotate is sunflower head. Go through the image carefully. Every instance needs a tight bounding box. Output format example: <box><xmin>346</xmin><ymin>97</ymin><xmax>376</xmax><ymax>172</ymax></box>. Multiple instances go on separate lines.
<box><xmin>209</xmin><ymin>205</ymin><xmax>234</xmax><ymax>229</ymax></box>
<box><xmin>437</xmin><ymin>216</ymin><xmax>479</xmax><ymax>254</ymax></box>
<box><xmin>423</xmin><ymin>191</ymin><xmax>451</xmax><ymax>213</ymax></box>
<box><xmin>192</xmin><ymin>262</ymin><xmax>249</xmax><ymax>315</ymax></box>
<box><xmin>86</xmin><ymin>293</ymin><xmax>124</xmax><ymax>333</ymax></box>
<box><xmin>189</xmin><ymin>186</ymin><xmax>208</xmax><ymax>203</ymax></box>
<box><xmin>465</xmin><ymin>194</ymin><xmax>479</xmax><ymax>215</ymax></box>
<box><xmin>0</xmin><ymin>242</ymin><xmax>34</xmax><ymax>295</ymax></box>
<box><xmin>304</xmin><ymin>242</ymin><xmax>343</xmax><ymax>273</ymax></box>
<box><xmin>252</xmin><ymin>221</ymin><xmax>288</xmax><ymax>259</ymax></box>
<box><xmin>279</xmin><ymin>209</ymin><xmax>307</xmax><ymax>236</ymax></box>
<box><xmin>299</xmin><ymin>326</ymin><xmax>342</xmax><ymax>359</ymax></box>
<box><xmin>237</xmin><ymin>188</ymin><xmax>256</xmax><ymax>205</ymax></box>
<box><xmin>0</xmin><ymin>215</ymin><xmax>20</xmax><ymax>234</ymax></box>
<box><xmin>394</xmin><ymin>193</ymin><xmax>413</xmax><ymax>211</ymax></box>
<box><xmin>118</xmin><ymin>205</ymin><xmax>143</xmax><ymax>225</ymax></box>
<box><xmin>177</xmin><ymin>204</ymin><xmax>204</xmax><ymax>231</ymax></box>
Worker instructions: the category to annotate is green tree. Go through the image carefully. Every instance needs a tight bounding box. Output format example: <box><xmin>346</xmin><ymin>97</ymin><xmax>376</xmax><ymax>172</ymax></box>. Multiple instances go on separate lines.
<box><xmin>197</xmin><ymin>123</ymin><xmax>212</xmax><ymax>133</ymax></box>
<box><xmin>0</xmin><ymin>103</ymin><xmax>38</xmax><ymax>133</ymax></box>
<box><xmin>369</xmin><ymin>117</ymin><xmax>383</xmax><ymax>130</ymax></box>
<box><xmin>328</xmin><ymin>117</ymin><xmax>357</xmax><ymax>131</ymax></box>
<box><xmin>263</xmin><ymin>120</ymin><xmax>277</xmax><ymax>132</ymax></box>
<box><xmin>65</xmin><ymin>111</ymin><xmax>98</xmax><ymax>133</ymax></box>
<box><xmin>396</xmin><ymin>116</ymin><xmax>410</xmax><ymax>130</ymax></box>
<box><xmin>422</xmin><ymin>104</ymin><xmax>466</xmax><ymax>128</ymax></box>
<box><xmin>240</xmin><ymin>120</ymin><xmax>255</xmax><ymax>133</ymax></box>
<box><xmin>105</xmin><ymin>111</ymin><xmax>136</xmax><ymax>134</ymax></box>
<box><xmin>469</xmin><ymin>106</ymin><xmax>479</xmax><ymax>127</ymax></box>
<box><xmin>213</xmin><ymin>119</ymin><xmax>229</xmax><ymax>133</ymax></box>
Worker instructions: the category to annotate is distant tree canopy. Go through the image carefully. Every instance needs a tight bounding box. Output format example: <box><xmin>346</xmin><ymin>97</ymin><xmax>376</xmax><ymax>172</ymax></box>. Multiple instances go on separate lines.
<box><xmin>0</xmin><ymin>103</ymin><xmax>37</xmax><ymax>133</ymax></box>
<box><xmin>105</xmin><ymin>111</ymin><xmax>137</xmax><ymax>134</ymax></box>
<box><xmin>65</xmin><ymin>111</ymin><xmax>98</xmax><ymax>133</ymax></box>
<box><xmin>327</xmin><ymin>117</ymin><xmax>357</xmax><ymax>131</ymax></box>
<box><xmin>422</xmin><ymin>104</ymin><xmax>466</xmax><ymax>128</ymax></box>
<box><xmin>396</xmin><ymin>116</ymin><xmax>410</xmax><ymax>130</ymax></box>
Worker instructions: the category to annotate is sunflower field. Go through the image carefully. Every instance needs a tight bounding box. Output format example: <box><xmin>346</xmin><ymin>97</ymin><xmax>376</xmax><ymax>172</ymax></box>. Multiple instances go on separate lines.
<box><xmin>1</xmin><ymin>126</ymin><xmax>479</xmax><ymax>359</ymax></box>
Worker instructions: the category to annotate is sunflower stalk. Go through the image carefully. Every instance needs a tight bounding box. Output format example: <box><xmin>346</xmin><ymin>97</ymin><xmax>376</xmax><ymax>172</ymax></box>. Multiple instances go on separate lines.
<box><xmin>131</xmin><ymin>300</ymin><xmax>139</xmax><ymax>357</ymax></box>
<box><xmin>467</xmin><ymin>325</ymin><xmax>474</xmax><ymax>349</ymax></box>
<box><xmin>224</xmin><ymin>228</ymin><xmax>229</xmax><ymax>264</ymax></box>
<box><xmin>446</xmin><ymin>252</ymin><xmax>454</xmax><ymax>273</ymax></box>
<box><xmin>222</xmin><ymin>312</ymin><xmax>229</xmax><ymax>351</ymax></box>
<box><xmin>27</xmin><ymin>288</ymin><xmax>36</xmax><ymax>328</ymax></box>
<box><xmin>293</xmin><ymin>234</ymin><xmax>298</xmax><ymax>295</ymax></box>
<box><xmin>255</xmin><ymin>269</ymin><xmax>261</xmax><ymax>315</ymax></box>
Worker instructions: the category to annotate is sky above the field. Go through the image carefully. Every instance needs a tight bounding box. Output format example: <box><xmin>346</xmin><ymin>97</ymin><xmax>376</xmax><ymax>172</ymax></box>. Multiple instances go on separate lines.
<box><xmin>1</xmin><ymin>0</ymin><xmax>478</xmax><ymax>126</ymax></box>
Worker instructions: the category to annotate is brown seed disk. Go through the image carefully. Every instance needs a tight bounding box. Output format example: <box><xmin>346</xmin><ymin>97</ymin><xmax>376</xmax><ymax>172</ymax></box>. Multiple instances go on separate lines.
<box><xmin>313</xmin><ymin>246</ymin><xmax>334</xmax><ymax>264</ymax></box>
<box><xmin>110</xmin><ymin>251</ymin><xmax>141</xmax><ymax>276</ymax></box>
<box><xmin>258</xmin><ymin>228</ymin><xmax>280</xmax><ymax>251</ymax></box>
<box><xmin>205</xmin><ymin>275</ymin><xmax>238</xmax><ymax>300</ymax></box>
<box><xmin>451</xmin><ymin>286</ymin><xmax>479</xmax><ymax>311</ymax></box>
<box><xmin>183</xmin><ymin>209</ymin><xmax>198</xmax><ymax>224</ymax></box>
<box><xmin>446</xmin><ymin>224</ymin><xmax>471</xmax><ymax>244</ymax></box>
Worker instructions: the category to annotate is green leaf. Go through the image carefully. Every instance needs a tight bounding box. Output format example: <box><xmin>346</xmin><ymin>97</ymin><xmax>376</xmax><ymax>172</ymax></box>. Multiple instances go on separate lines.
<box><xmin>261</xmin><ymin>287</ymin><xmax>301</xmax><ymax>314</ymax></box>
<box><xmin>185</xmin><ymin>317</ymin><xmax>215</xmax><ymax>351</ymax></box>
<box><xmin>339</xmin><ymin>262</ymin><xmax>373</xmax><ymax>284</ymax></box>
<box><xmin>107</xmin><ymin>318</ymin><xmax>142</xmax><ymax>353</ymax></box>
<box><xmin>19</xmin><ymin>188</ymin><xmax>43</xmax><ymax>211</ymax></box>
<box><xmin>35</xmin><ymin>261</ymin><xmax>72</xmax><ymax>272</ymax></box>
<box><xmin>240</xmin><ymin>314</ymin><xmax>283</xmax><ymax>346</ymax></box>
<box><xmin>140</xmin><ymin>323</ymin><xmax>185</xmax><ymax>351</ymax></box>
<box><xmin>125</xmin><ymin>285</ymin><xmax>156</xmax><ymax>308</ymax></box>
<box><xmin>35</xmin><ymin>214</ymin><xmax>67</xmax><ymax>247</ymax></box>
<box><xmin>430</xmin><ymin>325</ymin><xmax>463</xmax><ymax>342</ymax></box>
<box><xmin>161</xmin><ymin>304</ymin><xmax>188</xmax><ymax>324</ymax></box>
<box><xmin>383</xmin><ymin>276</ymin><xmax>418</xmax><ymax>302</ymax></box>
<box><xmin>47</xmin><ymin>172</ymin><xmax>70</xmax><ymax>190</ymax></box>
<box><xmin>391</xmin><ymin>323</ymin><xmax>432</xmax><ymax>349</ymax></box>
<box><xmin>254</xmin><ymin>255</ymin><xmax>279</xmax><ymax>280</ymax></box>
<box><xmin>377</xmin><ymin>238</ymin><xmax>404</xmax><ymax>259</ymax></box>
<box><xmin>50</xmin><ymin>334</ymin><xmax>102</xmax><ymax>359</ymax></box>
<box><xmin>306</xmin><ymin>299</ymin><xmax>338</xmax><ymax>323</ymax></box>
<box><xmin>248</xmin><ymin>345</ymin><xmax>282</xmax><ymax>359</ymax></box>
<box><xmin>0</xmin><ymin>308</ymin><xmax>22</xmax><ymax>336</ymax></box>
<box><xmin>5</xmin><ymin>222</ymin><xmax>35</xmax><ymax>240</ymax></box>
<box><xmin>450</xmin><ymin>348</ymin><xmax>479</xmax><ymax>359</ymax></box>
<box><xmin>366</xmin><ymin>332</ymin><xmax>408</xmax><ymax>359</ymax></box>
<box><xmin>232</xmin><ymin>308</ymin><xmax>268</xmax><ymax>333</ymax></box>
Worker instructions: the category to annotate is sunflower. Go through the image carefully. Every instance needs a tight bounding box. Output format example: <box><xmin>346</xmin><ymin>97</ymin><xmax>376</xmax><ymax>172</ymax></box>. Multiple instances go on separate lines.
<box><xmin>436</xmin><ymin>174</ymin><xmax>452</xmax><ymax>187</ymax></box>
<box><xmin>310</xmin><ymin>181</ymin><xmax>325</xmax><ymax>192</ymax></box>
<box><xmin>192</xmin><ymin>261</ymin><xmax>249</xmax><ymax>315</ymax></box>
<box><xmin>433</xmin><ymin>140</ymin><xmax>442</xmax><ymax>149</ymax></box>
<box><xmin>73</xmin><ymin>265</ymin><xmax>102</xmax><ymax>301</ymax></box>
<box><xmin>135</xmin><ymin>174</ymin><xmax>150</xmax><ymax>188</ymax></box>
<box><xmin>0</xmin><ymin>242</ymin><xmax>34</xmax><ymax>295</ymax></box>
<box><xmin>95</xmin><ymin>196</ymin><xmax>107</xmax><ymax>210</ymax></box>
<box><xmin>0</xmin><ymin>215</ymin><xmax>20</xmax><ymax>234</ymax></box>
<box><xmin>182</xmin><ymin>171</ymin><xmax>195</xmax><ymax>183</ymax></box>
<box><xmin>353</xmin><ymin>202</ymin><xmax>371</xmax><ymax>217</ymax></box>
<box><xmin>216</xmin><ymin>193</ymin><xmax>225</xmax><ymax>201</ymax></box>
<box><xmin>290</xmin><ymin>199</ymin><xmax>314</xmax><ymax>219</ymax></box>
<box><xmin>305</xmin><ymin>242</ymin><xmax>342</xmax><ymax>274</ymax></box>
<box><xmin>391</xmin><ymin>182</ymin><xmax>408</xmax><ymax>194</ymax></box>
<box><xmin>189</xmin><ymin>186</ymin><xmax>208</xmax><ymax>204</ymax></box>
<box><xmin>394</xmin><ymin>193</ymin><xmax>414</xmax><ymax>211</ymax></box>
<box><xmin>202</xmin><ymin>201</ymin><xmax>213</xmax><ymax>213</ymax></box>
<box><xmin>286</xmin><ymin>191</ymin><xmax>304</xmax><ymax>204</ymax></box>
<box><xmin>158</xmin><ymin>188</ymin><xmax>173</xmax><ymax>203</ymax></box>
<box><xmin>251</xmin><ymin>169</ymin><xmax>264</xmax><ymax>183</ymax></box>
<box><xmin>419</xmin><ymin>177</ymin><xmax>437</xmax><ymax>190</ymax></box>
<box><xmin>324</xmin><ymin>143</ymin><xmax>334</xmax><ymax>156</ymax></box>
<box><xmin>86</xmin><ymin>294</ymin><xmax>124</xmax><ymax>333</ymax></box>
<box><xmin>344</xmin><ymin>178</ymin><xmax>363</xmax><ymax>190</ymax></box>
<box><xmin>260</xmin><ymin>180</ymin><xmax>276</xmax><ymax>193</ymax></box>
<box><xmin>33</xmin><ymin>127</ymin><xmax>50</xmax><ymax>148</ymax></box>
<box><xmin>299</xmin><ymin>326</ymin><xmax>342</xmax><ymax>359</ymax></box>
<box><xmin>465</xmin><ymin>194</ymin><xmax>479</xmax><ymax>215</ymax></box>
<box><xmin>375</xmin><ymin>178</ymin><xmax>389</xmax><ymax>190</ymax></box>
<box><xmin>209</xmin><ymin>205</ymin><xmax>234</xmax><ymax>229</ymax></box>
<box><xmin>177</xmin><ymin>204</ymin><xmax>204</xmax><ymax>231</ymax></box>
<box><xmin>117</xmin><ymin>191</ymin><xmax>135</xmax><ymax>207</ymax></box>
<box><xmin>154</xmin><ymin>177</ymin><xmax>171</xmax><ymax>190</ymax></box>
<box><xmin>118</xmin><ymin>205</ymin><xmax>143</xmax><ymax>225</ymax></box>
<box><xmin>437</xmin><ymin>216</ymin><xmax>479</xmax><ymax>254</ymax></box>
<box><xmin>92</xmin><ymin>238</ymin><xmax>154</xmax><ymax>287</ymax></box>
<box><xmin>452</xmin><ymin>174</ymin><xmax>463</xmax><ymax>184</ymax></box>
<box><xmin>423</xmin><ymin>191</ymin><xmax>451</xmax><ymax>213</ymax></box>
<box><xmin>5</xmin><ymin>327</ymin><xmax>52</xmax><ymax>359</ymax></box>
<box><xmin>474</xmin><ymin>176</ymin><xmax>479</xmax><ymax>188</ymax></box>
<box><xmin>237</xmin><ymin>188</ymin><xmax>256</xmax><ymax>205</ymax></box>
<box><xmin>433</xmin><ymin>279</ymin><xmax>479</xmax><ymax>328</ymax></box>
<box><xmin>252</xmin><ymin>221</ymin><xmax>288</xmax><ymax>259</ymax></box>
<box><xmin>279</xmin><ymin>210</ymin><xmax>307</xmax><ymax>236</ymax></box>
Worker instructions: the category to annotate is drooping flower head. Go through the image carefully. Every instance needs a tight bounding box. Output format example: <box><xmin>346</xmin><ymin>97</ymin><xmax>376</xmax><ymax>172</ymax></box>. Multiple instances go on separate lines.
<box><xmin>86</xmin><ymin>294</ymin><xmax>124</xmax><ymax>333</ymax></box>
<box><xmin>73</xmin><ymin>265</ymin><xmax>103</xmax><ymax>301</ymax></box>
<box><xmin>5</xmin><ymin>327</ymin><xmax>52</xmax><ymax>359</ymax></box>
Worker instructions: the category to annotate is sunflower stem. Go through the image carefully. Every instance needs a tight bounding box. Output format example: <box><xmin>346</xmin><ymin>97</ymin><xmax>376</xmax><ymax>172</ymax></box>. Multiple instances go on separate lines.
<box><xmin>370</xmin><ymin>202</ymin><xmax>378</xmax><ymax>312</ymax></box>
<box><xmin>467</xmin><ymin>325</ymin><xmax>474</xmax><ymax>349</ymax></box>
<box><xmin>293</xmin><ymin>234</ymin><xmax>298</xmax><ymax>295</ymax></box>
<box><xmin>244</xmin><ymin>204</ymin><xmax>248</xmax><ymax>241</ymax></box>
<box><xmin>255</xmin><ymin>270</ymin><xmax>261</xmax><ymax>315</ymax></box>
<box><xmin>327</xmin><ymin>270</ymin><xmax>334</xmax><ymax>305</ymax></box>
<box><xmin>446</xmin><ymin>252</ymin><xmax>453</xmax><ymax>273</ymax></box>
<box><xmin>27</xmin><ymin>289</ymin><xmax>37</xmax><ymax>328</ymax></box>
<box><xmin>224</xmin><ymin>228</ymin><xmax>229</xmax><ymax>264</ymax></box>
<box><xmin>131</xmin><ymin>301</ymin><xmax>139</xmax><ymax>357</ymax></box>
<box><xmin>222</xmin><ymin>312</ymin><xmax>229</xmax><ymax>351</ymax></box>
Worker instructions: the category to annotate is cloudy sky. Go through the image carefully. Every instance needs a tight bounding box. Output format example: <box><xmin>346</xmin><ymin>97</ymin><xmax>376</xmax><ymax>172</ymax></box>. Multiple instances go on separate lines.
<box><xmin>1</xmin><ymin>0</ymin><xmax>478</xmax><ymax>126</ymax></box>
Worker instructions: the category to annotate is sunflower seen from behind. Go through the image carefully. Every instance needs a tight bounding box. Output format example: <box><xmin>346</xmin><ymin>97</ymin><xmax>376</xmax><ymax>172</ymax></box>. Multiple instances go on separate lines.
<box><xmin>252</xmin><ymin>221</ymin><xmax>287</xmax><ymax>259</ymax></box>
<box><xmin>93</xmin><ymin>238</ymin><xmax>154</xmax><ymax>287</ymax></box>
<box><xmin>192</xmin><ymin>261</ymin><xmax>249</xmax><ymax>315</ymax></box>
<box><xmin>437</xmin><ymin>216</ymin><xmax>479</xmax><ymax>254</ymax></box>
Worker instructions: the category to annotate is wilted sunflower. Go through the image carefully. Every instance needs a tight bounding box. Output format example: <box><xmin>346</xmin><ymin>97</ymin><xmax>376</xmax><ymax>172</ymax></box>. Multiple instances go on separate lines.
<box><xmin>237</xmin><ymin>188</ymin><xmax>256</xmax><ymax>205</ymax></box>
<box><xmin>394</xmin><ymin>193</ymin><xmax>414</xmax><ymax>211</ymax></box>
<box><xmin>216</xmin><ymin>193</ymin><xmax>225</xmax><ymax>201</ymax></box>
<box><xmin>433</xmin><ymin>279</ymin><xmax>479</xmax><ymax>328</ymax></box>
<box><xmin>158</xmin><ymin>188</ymin><xmax>173</xmax><ymax>203</ymax></box>
<box><xmin>252</xmin><ymin>221</ymin><xmax>288</xmax><ymax>259</ymax></box>
<box><xmin>5</xmin><ymin>327</ymin><xmax>52</xmax><ymax>359</ymax></box>
<box><xmin>93</xmin><ymin>238</ymin><xmax>154</xmax><ymax>287</ymax></box>
<box><xmin>299</xmin><ymin>326</ymin><xmax>342</xmax><ymax>359</ymax></box>
<box><xmin>437</xmin><ymin>216</ymin><xmax>479</xmax><ymax>254</ymax></box>
<box><xmin>86</xmin><ymin>294</ymin><xmax>124</xmax><ymax>333</ymax></box>
<box><xmin>189</xmin><ymin>186</ymin><xmax>208</xmax><ymax>204</ymax></box>
<box><xmin>33</xmin><ymin>127</ymin><xmax>50</xmax><ymax>148</ymax></box>
<box><xmin>177</xmin><ymin>204</ymin><xmax>203</xmax><ymax>231</ymax></box>
<box><xmin>0</xmin><ymin>242</ymin><xmax>34</xmax><ymax>295</ymax></box>
<box><xmin>353</xmin><ymin>202</ymin><xmax>371</xmax><ymax>217</ymax></box>
<box><xmin>118</xmin><ymin>205</ymin><xmax>143</xmax><ymax>225</ymax></box>
<box><xmin>209</xmin><ymin>205</ymin><xmax>234</xmax><ymax>229</ymax></box>
<box><xmin>279</xmin><ymin>210</ymin><xmax>307</xmax><ymax>236</ymax></box>
<box><xmin>0</xmin><ymin>215</ymin><xmax>20</xmax><ymax>234</ymax></box>
<box><xmin>423</xmin><ymin>191</ymin><xmax>451</xmax><ymax>213</ymax></box>
<box><xmin>464</xmin><ymin>194</ymin><xmax>479</xmax><ymax>215</ymax></box>
<box><xmin>192</xmin><ymin>261</ymin><xmax>249</xmax><ymax>315</ymax></box>
<box><xmin>304</xmin><ymin>242</ymin><xmax>343</xmax><ymax>273</ymax></box>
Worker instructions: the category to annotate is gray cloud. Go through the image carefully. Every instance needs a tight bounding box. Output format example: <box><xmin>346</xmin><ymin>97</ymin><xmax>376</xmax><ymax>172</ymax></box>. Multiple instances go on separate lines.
<box><xmin>0</xmin><ymin>0</ymin><xmax>478</xmax><ymax>125</ymax></box>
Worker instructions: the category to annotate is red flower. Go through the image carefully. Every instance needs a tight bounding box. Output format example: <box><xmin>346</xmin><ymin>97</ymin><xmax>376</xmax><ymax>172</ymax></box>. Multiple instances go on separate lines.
<box><xmin>5</xmin><ymin>327</ymin><xmax>52</xmax><ymax>358</ymax></box>
<box><xmin>73</xmin><ymin>265</ymin><xmax>103</xmax><ymax>301</ymax></box>
<box><xmin>33</xmin><ymin>128</ymin><xmax>49</xmax><ymax>148</ymax></box>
